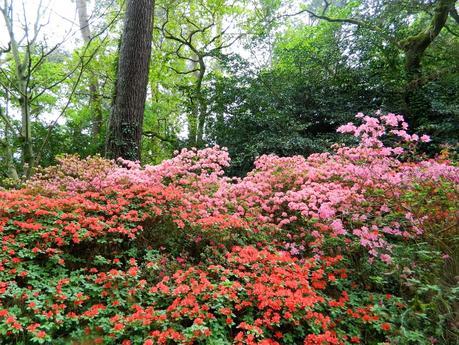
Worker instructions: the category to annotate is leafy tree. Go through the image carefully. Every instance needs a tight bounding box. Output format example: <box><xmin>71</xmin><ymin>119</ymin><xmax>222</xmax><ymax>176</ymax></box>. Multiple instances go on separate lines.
<box><xmin>154</xmin><ymin>0</ymin><xmax>253</xmax><ymax>147</ymax></box>
<box><xmin>0</xmin><ymin>0</ymin><xmax>115</xmax><ymax>178</ymax></box>
<box><xmin>304</xmin><ymin>0</ymin><xmax>459</xmax><ymax>128</ymax></box>
<box><xmin>206</xmin><ymin>0</ymin><xmax>459</xmax><ymax>174</ymax></box>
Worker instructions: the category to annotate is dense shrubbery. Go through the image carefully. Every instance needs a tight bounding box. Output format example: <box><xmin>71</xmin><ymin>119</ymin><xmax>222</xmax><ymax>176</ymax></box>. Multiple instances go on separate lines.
<box><xmin>1</xmin><ymin>112</ymin><xmax>458</xmax><ymax>344</ymax></box>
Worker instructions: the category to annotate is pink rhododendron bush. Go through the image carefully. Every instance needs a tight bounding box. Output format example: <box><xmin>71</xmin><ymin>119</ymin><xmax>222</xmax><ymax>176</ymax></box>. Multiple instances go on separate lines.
<box><xmin>1</xmin><ymin>112</ymin><xmax>458</xmax><ymax>344</ymax></box>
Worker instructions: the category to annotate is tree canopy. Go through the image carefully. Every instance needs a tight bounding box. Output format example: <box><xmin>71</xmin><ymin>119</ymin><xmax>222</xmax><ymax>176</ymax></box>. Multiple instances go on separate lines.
<box><xmin>0</xmin><ymin>0</ymin><xmax>457</xmax><ymax>177</ymax></box>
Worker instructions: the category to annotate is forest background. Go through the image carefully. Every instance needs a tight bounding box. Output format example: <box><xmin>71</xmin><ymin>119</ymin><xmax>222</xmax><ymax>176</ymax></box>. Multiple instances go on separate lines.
<box><xmin>0</xmin><ymin>0</ymin><xmax>458</xmax><ymax>180</ymax></box>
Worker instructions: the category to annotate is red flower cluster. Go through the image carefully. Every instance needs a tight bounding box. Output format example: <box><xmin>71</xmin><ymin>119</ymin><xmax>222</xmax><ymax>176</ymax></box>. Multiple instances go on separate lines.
<box><xmin>0</xmin><ymin>112</ymin><xmax>456</xmax><ymax>344</ymax></box>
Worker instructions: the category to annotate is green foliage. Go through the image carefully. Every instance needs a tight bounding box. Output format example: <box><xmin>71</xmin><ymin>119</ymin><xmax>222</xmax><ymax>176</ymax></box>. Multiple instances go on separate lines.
<box><xmin>204</xmin><ymin>0</ymin><xmax>458</xmax><ymax>174</ymax></box>
<box><xmin>1</xmin><ymin>0</ymin><xmax>457</xmax><ymax>177</ymax></box>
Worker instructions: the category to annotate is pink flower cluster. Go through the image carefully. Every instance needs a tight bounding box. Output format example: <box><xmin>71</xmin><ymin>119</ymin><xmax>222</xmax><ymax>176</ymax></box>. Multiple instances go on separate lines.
<box><xmin>27</xmin><ymin>112</ymin><xmax>458</xmax><ymax>263</ymax></box>
<box><xmin>337</xmin><ymin>111</ymin><xmax>430</xmax><ymax>148</ymax></box>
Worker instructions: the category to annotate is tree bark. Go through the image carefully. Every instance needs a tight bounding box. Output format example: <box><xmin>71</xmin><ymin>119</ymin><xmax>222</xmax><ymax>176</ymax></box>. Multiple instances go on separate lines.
<box><xmin>400</xmin><ymin>0</ymin><xmax>455</xmax><ymax>125</ymax></box>
<box><xmin>105</xmin><ymin>0</ymin><xmax>154</xmax><ymax>161</ymax></box>
<box><xmin>76</xmin><ymin>0</ymin><xmax>103</xmax><ymax>140</ymax></box>
<box><xmin>401</xmin><ymin>0</ymin><xmax>455</xmax><ymax>80</ymax></box>
<box><xmin>0</xmin><ymin>2</ymin><xmax>34</xmax><ymax>176</ymax></box>
<box><xmin>195</xmin><ymin>57</ymin><xmax>207</xmax><ymax>147</ymax></box>
<box><xmin>0</xmin><ymin>104</ymin><xmax>19</xmax><ymax>180</ymax></box>
<box><xmin>214</xmin><ymin>13</ymin><xmax>225</xmax><ymax>134</ymax></box>
<box><xmin>187</xmin><ymin>54</ymin><xmax>207</xmax><ymax>147</ymax></box>
<box><xmin>307</xmin><ymin>0</ymin><xmax>456</xmax><ymax>127</ymax></box>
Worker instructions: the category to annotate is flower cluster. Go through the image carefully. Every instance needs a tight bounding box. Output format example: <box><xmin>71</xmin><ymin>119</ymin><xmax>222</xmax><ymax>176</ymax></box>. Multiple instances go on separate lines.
<box><xmin>0</xmin><ymin>112</ymin><xmax>457</xmax><ymax>344</ymax></box>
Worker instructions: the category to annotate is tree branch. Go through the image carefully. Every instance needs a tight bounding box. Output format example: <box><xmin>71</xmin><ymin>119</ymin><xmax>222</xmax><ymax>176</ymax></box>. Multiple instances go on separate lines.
<box><xmin>143</xmin><ymin>131</ymin><xmax>176</xmax><ymax>144</ymax></box>
<box><xmin>168</xmin><ymin>66</ymin><xmax>200</xmax><ymax>75</ymax></box>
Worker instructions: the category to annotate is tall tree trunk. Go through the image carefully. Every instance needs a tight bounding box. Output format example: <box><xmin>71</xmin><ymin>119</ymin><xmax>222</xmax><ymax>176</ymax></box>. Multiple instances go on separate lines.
<box><xmin>188</xmin><ymin>55</ymin><xmax>206</xmax><ymax>147</ymax></box>
<box><xmin>20</xmin><ymin>92</ymin><xmax>34</xmax><ymax>176</ymax></box>
<box><xmin>1</xmin><ymin>3</ymin><xmax>34</xmax><ymax>176</ymax></box>
<box><xmin>105</xmin><ymin>0</ymin><xmax>154</xmax><ymax>161</ymax></box>
<box><xmin>76</xmin><ymin>0</ymin><xmax>103</xmax><ymax>140</ymax></box>
<box><xmin>187</xmin><ymin>59</ymin><xmax>199</xmax><ymax>147</ymax></box>
<box><xmin>187</xmin><ymin>112</ymin><xmax>198</xmax><ymax>147</ymax></box>
<box><xmin>0</xmin><ymin>105</ymin><xmax>18</xmax><ymax>180</ymax></box>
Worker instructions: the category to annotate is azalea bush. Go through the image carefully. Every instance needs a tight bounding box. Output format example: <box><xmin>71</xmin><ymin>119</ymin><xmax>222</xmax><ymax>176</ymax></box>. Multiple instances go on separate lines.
<box><xmin>1</xmin><ymin>112</ymin><xmax>458</xmax><ymax>344</ymax></box>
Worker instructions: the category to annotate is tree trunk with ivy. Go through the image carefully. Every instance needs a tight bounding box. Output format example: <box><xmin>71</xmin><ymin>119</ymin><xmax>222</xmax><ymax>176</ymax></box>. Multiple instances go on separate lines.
<box><xmin>400</xmin><ymin>0</ymin><xmax>455</xmax><ymax>126</ymax></box>
<box><xmin>105</xmin><ymin>0</ymin><xmax>154</xmax><ymax>161</ymax></box>
<box><xmin>307</xmin><ymin>0</ymin><xmax>456</xmax><ymax>128</ymax></box>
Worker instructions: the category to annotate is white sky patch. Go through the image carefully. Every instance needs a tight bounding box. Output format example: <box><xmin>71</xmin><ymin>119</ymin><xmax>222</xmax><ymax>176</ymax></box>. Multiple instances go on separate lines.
<box><xmin>0</xmin><ymin>0</ymin><xmax>91</xmax><ymax>50</ymax></box>
<box><xmin>0</xmin><ymin>0</ymin><xmax>98</xmax><ymax>125</ymax></box>
<box><xmin>1</xmin><ymin>0</ymin><xmax>312</xmax><ymax>131</ymax></box>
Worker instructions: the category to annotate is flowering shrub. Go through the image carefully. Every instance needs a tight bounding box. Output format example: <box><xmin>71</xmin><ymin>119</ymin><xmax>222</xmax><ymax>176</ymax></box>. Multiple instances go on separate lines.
<box><xmin>1</xmin><ymin>112</ymin><xmax>458</xmax><ymax>344</ymax></box>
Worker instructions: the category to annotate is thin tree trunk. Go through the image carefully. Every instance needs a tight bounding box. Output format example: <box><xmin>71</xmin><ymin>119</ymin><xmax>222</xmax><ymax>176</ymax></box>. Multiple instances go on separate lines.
<box><xmin>187</xmin><ymin>61</ymin><xmax>199</xmax><ymax>147</ymax></box>
<box><xmin>196</xmin><ymin>57</ymin><xmax>207</xmax><ymax>147</ymax></box>
<box><xmin>214</xmin><ymin>13</ymin><xmax>225</xmax><ymax>134</ymax></box>
<box><xmin>187</xmin><ymin>112</ymin><xmax>198</xmax><ymax>147</ymax></box>
<box><xmin>187</xmin><ymin>55</ymin><xmax>206</xmax><ymax>147</ymax></box>
<box><xmin>0</xmin><ymin>105</ymin><xmax>18</xmax><ymax>180</ymax></box>
<box><xmin>105</xmin><ymin>0</ymin><xmax>154</xmax><ymax>161</ymax></box>
<box><xmin>76</xmin><ymin>0</ymin><xmax>103</xmax><ymax>140</ymax></box>
<box><xmin>1</xmin><ymin>3</ymin><xmax>34</xmax><ymax>176</ymax></box>
<box><xmin>20</xmin><ymin>93</ymin><xmax>34</xmax><ymax>176</ymax></box>
<box><xmin>2</xmin><ymin>137</ymin><xmax>19</xmax><ymax>180</ymax></box>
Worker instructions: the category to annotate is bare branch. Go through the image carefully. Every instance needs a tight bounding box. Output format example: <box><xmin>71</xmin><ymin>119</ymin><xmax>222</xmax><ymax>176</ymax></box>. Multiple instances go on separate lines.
<box><xmin>34</xmin><ymin>35</ymin><xmax>109</xmax><ymax>165</ymax></box>
<box><xmin>168</xmin><ymin>66</ymin><xmax>200</xmax><ymax>75</ymax></box>
<box><xmin>307</xmin><ymin>7</ymin><xmax>404</xmax><ymax>48</ymax></box>
<box><xmin>31</xmin><ymin>4</ymin><xmax>122</xmax><ymax>102</ymax></box>
<box><xmin>203</xmin><ymin>24</ymin><xmax>230</xmax><ymax>50</ymax></box>
<box><xmin>143</xmin><ymin>130</ymin><xmax>176</xmax><ymax>144</ymax></box>
<box><xmin>0</xmin><ymin>42</ymin><xmax>11</xmax><ymax>55</ymax></box>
